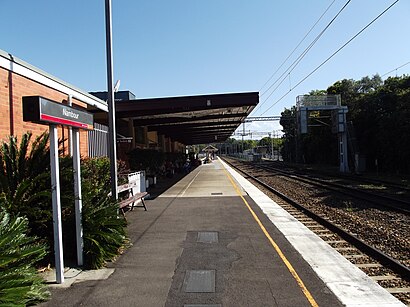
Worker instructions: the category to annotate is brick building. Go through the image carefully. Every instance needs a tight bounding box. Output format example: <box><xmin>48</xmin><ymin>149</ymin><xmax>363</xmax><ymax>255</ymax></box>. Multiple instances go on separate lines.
<box><xmin>0</xmin><ymin>49</ymin><xmax>107</xmax><ymax>156</ymax></box>
<box><xmin>0</xmin><ymin>49</ymin><xmax>188</xmax><ymax>159</ymax></box>
<box><xmin>1</xmin><ymin>48</ymin><xmax>259</xmax><ymax>162</ymax></box>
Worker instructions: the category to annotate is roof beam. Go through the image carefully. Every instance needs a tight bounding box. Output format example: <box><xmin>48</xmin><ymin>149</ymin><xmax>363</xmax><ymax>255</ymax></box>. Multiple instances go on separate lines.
<box><xmin>116</xmin><ymin>92</ymin><xmax>258</xmax><ymax>117</ymax></box>
<box><xmin>133</xmin><ymin>112</ymin><xmax>248</xmax><ymax>126</ymax></box>
<box><xmin>148</xmin><ymin>121</ymin><xmax>239</xmax><ymax>132</ymax></box>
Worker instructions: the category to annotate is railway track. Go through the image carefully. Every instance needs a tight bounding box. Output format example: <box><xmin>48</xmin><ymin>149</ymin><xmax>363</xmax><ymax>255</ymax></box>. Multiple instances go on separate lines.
<box><xmin>222</xmin><ymin>157</ymin><xmax>410</xmax><ymax>305</ymax></box>
<box><xmin>257</xmin><ymin>163</ymin><xmax>410</xmax><ymax>215</ymax></box>
<box><xmin>268</xmin><ymin>160</ymin><xmax>410</xmax><ymax>193</ymax></box>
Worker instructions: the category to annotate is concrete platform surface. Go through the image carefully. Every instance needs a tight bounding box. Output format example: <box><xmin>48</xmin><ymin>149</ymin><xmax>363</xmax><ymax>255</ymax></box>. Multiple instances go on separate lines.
<box><xmin>220</xmin><ymin>158</ymin><xmax>404</xmax><ymax>307</ymax></box>
<box><xmin>38</xmin><ymin>158</ymin><xmax>403</xmax><ymax>307</ymax></box>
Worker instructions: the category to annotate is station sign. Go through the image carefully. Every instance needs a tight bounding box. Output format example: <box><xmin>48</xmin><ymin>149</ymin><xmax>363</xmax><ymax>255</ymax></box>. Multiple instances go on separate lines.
<box><xmin>23</xmin><ymin>96</ymin><xmax>94</xmax><ymax>130</ymax></box>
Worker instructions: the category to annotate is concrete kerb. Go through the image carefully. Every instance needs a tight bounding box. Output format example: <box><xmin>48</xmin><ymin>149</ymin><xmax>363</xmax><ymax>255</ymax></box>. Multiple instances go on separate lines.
<box><xmin>218</xmin><ymin>157</ymin><xmax>405</xmax><ymax>307</ymax></box>
<box><xmin>40</xmin><ymin>267</ymin><xmax>115</xmax><ymax>289</ymax></box>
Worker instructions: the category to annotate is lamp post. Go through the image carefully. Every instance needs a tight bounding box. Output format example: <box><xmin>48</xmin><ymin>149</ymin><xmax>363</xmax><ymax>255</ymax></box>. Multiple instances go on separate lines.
<box><xmin>105</xmin><ymin>0</ymin><xmax>118</xmax><ymax>200</ymax></box>
<box><xmin>271</xmin><ymin>131</ymin><xmax>274</xmax><ymax>160</ymax></box>
<box><xmin>242</xmin><ymin>123</ymin><xmax>245</xmax><ymax>153</ymax></box>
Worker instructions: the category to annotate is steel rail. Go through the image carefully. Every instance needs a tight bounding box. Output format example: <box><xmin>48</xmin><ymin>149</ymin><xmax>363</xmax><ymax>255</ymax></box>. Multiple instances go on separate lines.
<box><xmin>267</xmin><ymin>160</ymin><xmax>410</xmax><ymax>193</ymax></box>
<box><xmin>258</xmin><ymin>164</ymin><xmax>410</xmax><ymax>215</ymax></box>
<box><xmin>222</xmin><ymin>157</ymin><xmax>410</xmax><ymax>281</ymax></box>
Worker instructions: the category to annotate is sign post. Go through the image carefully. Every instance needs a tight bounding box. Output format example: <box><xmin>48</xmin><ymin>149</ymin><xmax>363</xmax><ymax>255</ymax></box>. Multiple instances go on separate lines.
<box><xmin>72</xmin><ymin>129</ymin><xmax>83</xmax><ymax>266</ymax></box>
<box><xmin>23</xmin><ymin>96</ymin><xmax>93</xmax><ymax>283</ymax></box>
<box><xmin>105</xmin><ymin>0</ymin><xmax>118</xmax><ymax>201</ymax></box>
<box><xmin>49</xmin><ymin>124</ymin><xmax>64</xmax><ymax>283</ymax></box>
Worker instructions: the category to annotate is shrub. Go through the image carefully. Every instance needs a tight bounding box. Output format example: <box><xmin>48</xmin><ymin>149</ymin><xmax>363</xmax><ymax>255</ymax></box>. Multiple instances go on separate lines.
<box><xmin>80</xmin><ymin>157</ymin><xmax>128</xmax><ymax>269</ymax></box>
<box><xmin>0</xmin><ymin>132</ymin><xmax>50</xmax><ymax>190</ymax></box>
<box><xmin>0</xmin><ymin>132</ymin><xmax>74</xmax><ymax>262</ymax></box>
<box><xmin>81</xmin><ymin>157</ymin><xmax>111</xmax><ymax>198</ymax></box>
<box><xmin>0</xmin><ymin>133</ymin><xmax>54</xmax><ymax>257</ymax></box>
<box><xmin>82</xmin><ymin>192</ymin><xmax>127</xmax><ymax>269</ymax></box>
<box><xmin>0</xmin><ymin>209</ymin><xmax>49</xmax><ymax>306</ymax></box>
<box><xmin>128</xmin><ymin>149</ymin><xmax>165</xmax><ymax>175</ymax></box>
<box><xmin>0</xmin><ymin>173</ymin><xmax>53</xmax><ymax>255</ymax></box>
<box><xmin>0</xmin><ymin>133</ymin><xmax>128</xmax><ymax>271</ymax></box>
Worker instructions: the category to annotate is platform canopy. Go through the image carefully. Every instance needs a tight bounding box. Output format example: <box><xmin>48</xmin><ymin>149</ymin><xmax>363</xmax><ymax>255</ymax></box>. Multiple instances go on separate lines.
<box><xmin>113</xmin><ymin>92</ymin><xmax>259</xmax><ymax>145</ymax></box>
<box><xmin>202</xmin><ymin>145</ymin><xmax>218</xmax><ymax>152</ymax></box>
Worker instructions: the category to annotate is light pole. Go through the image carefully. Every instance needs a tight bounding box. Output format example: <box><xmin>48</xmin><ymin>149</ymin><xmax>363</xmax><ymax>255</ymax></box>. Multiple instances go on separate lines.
<box><xmin>105</xmin><ymin>0</ymin><xmax>118</xmax><ymax>200</ymax></box>
<box><xmin>272</xmin><ymin>131</ymin><xmax>275</xmax><ymax>160</ymax></box>
<box><xmin>242</xmin><ymin>123</ymin><xmax>245</xmax><ymax>153</ymax></box>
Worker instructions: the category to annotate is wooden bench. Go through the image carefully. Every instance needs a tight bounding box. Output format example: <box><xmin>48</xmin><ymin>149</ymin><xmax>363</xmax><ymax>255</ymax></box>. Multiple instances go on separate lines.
<box><xmin>117</xmin><ymin>183</ymin><xmax>148</xmax><ymax>215</ymax></box>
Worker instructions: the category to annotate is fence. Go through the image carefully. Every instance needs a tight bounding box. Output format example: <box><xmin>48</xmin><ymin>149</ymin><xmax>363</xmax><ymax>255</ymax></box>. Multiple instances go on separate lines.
<box><xmin>88</xmin><ymin>122</ymin><xmax>108</xmax><ymax>158</ymax></box>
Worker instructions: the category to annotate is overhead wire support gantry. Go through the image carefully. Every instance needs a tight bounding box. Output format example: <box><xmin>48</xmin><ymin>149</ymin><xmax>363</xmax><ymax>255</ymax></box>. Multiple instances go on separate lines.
<box><xmin>244</xmin><ymin>116</ymin><xmax>281</xmax><ymax>123</ymax></box>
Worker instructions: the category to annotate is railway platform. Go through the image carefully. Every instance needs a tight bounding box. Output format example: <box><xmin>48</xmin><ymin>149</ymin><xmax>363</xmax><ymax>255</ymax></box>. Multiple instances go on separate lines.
<box><xmin>40</xmin><ymin>158</ymin><xmax>404</xmax><ymax>307</ymax></box>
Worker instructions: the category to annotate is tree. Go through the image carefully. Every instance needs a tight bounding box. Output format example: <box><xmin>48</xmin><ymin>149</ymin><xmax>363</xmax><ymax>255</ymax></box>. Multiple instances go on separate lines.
<box><xmin>327</xmin><ymin>78</ymin><xmax>358</xmax><ymax>103</ymax></box>
<box><xmin>337</xmin><ymin>75</ymin><xmax>410</xmax><ymax>173</ymax></box>
<box><xmin>309</xmin><ymin>89</ymin><xmax>327</xmax><ymax>96</ymax></box>
<box><xmin>242</xmin><ymin>139</ymin><xmax>257</xmax><ymax>151</ymax></box>
<box><xmin>257</xmin><ymin>137</ymin><xmax>272</xmax><ymax>148</ymax></box>
<box><xmin>280</xmin><ymin>107</ymin><xmax>297</xmax><ymax>162</ymax></box>
<box><xmin>258</xmin><ymin>137</ymin><xmax>283</xmax><ymax>153</ymax></box>
<box><xmin>357</xmin><ymin>74</ymin><xmax>382</xmax><ymax>93</ymax></box>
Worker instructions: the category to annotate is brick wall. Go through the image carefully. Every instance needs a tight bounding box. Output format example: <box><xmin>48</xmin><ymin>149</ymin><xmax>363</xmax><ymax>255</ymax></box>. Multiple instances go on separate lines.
<box><xmin>0</xmin><ymin>67</ymin><xmax>89</xmax><ymax>156</ymax></box>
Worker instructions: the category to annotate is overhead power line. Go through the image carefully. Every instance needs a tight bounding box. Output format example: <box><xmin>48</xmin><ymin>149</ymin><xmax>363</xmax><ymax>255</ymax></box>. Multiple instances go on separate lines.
<box><xmin>259</xmin><ymin>0</ymin><xmax>337</xmax><ymax>93</ymax></box>
<box><xmin>255</xmin><ymin>0</ymin><xmax>351</xmax><ymax>114</ymax></box>
<box><xmin>260</xmin><ymin>0</ymin><xmax>400</xmax><ymax>116</ymax></box>
<box><xmin>381</xmin><ymin>61</ymin><xmax>410</xmax><ymax>77</ymax></box>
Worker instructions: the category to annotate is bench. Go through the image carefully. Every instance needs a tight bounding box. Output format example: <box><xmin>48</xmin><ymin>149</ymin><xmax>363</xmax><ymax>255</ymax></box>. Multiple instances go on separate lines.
<box><xmin>117</xmin><ymin>183</ymin><xmax>148</xmax><ymax>217</ymax></box>
<box><xmin>116</xmin><ymin>172</ymin><xmax>149</xmax><ymax>217</ymax></box>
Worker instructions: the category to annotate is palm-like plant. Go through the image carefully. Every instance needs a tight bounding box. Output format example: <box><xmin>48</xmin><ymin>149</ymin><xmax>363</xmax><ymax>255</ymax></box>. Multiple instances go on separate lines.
<box><xmin>0</xmin><ymin>132</ymin><xmax>50</xmax><ymax>194</ymax></box>
<box><xmin>0</xmin><ymin>133</ymin><xmax>128</xmax><ymax>272</ymax></box>
<box><xmin>0</xmin><ymin>209</ymin><xmax>49</xmax><ymax>306</ymax></box>
<box><xmin>0</xmin><ymin>132</ymin><xmax>53</xmax><ymax>243</ymax></box>
<box><xmin>81</xmin><ymin>158</ymin><xmax>128</xmax><ymax>269</ymax></box>
<box><xmin>0</xmin><ymin>173</ymin><xmax>52</xmax><ymax>245</ymax></box>
<box><xmin>82</xmin><ymin>191</ymin><xmax>127</xmax><ymax>269</ymax></box>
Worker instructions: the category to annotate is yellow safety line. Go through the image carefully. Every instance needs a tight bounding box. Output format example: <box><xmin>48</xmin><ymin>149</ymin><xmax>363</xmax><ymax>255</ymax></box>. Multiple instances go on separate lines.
<box><xmin>223</xmin><ymin>167</ymin><xmax>319</xmax><ymax>307</ymax></box>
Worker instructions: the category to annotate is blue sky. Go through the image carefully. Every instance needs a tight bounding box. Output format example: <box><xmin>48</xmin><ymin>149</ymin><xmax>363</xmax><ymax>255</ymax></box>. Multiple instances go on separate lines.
<box><xmin>1</xmin><ymin>0</ymin><xmax>409</xmax><ymax>138</ymax></box>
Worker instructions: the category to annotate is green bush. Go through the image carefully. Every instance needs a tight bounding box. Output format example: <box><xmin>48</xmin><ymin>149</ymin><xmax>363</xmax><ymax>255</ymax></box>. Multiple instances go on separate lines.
<box><xmin>128</xmin><ymin>149</ymin><xmax>165</xmax><ymax>175</ymax></box>
<box><xmin>0</xmin><ymin>133</ymin><xmax>128</xmax><ymax>271</ymax></box>
<box><xmin>0</xmin><ymin>209</ymin><xmax>49</xmax><ymax>306</ymax></box>
<box><xmin>0</xmin><ymin>132</ymin><xmax>50</xmax><ymax>190</ymax></box>
<box><xmin>0</xmin><ymin>132</ymin><xmax>74</xmax><ymax>263</ymax></box>
<box><xmin>81</xmin><ymin>157</ymin><xmax>111</xmax><ymax>195</ymax></box>
<box><xmin>82</xmin><ymin>192</ymin><xmax>127</xmax><ymax>269</ymax></box>
<box><xmin>81</xmin><ymin>157</ymin><xmax>128</xmax><ymax>269</ymax></box>
<box><xmin>0</xmin><ymin>132</ymin><xmax>54</xmax><ymax>256</ymax></box>
<box><xmin>165</xmin><ymin>152</ymin><xmax>187</xmax><ymax>171</ymax></box>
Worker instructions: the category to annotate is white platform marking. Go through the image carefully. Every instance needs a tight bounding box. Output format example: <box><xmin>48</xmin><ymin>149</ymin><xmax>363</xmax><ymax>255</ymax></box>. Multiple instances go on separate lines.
<box><xmin>220</xmin><ymin>158</ymin><xmax>404</xmax><ymax>307</ymax></box>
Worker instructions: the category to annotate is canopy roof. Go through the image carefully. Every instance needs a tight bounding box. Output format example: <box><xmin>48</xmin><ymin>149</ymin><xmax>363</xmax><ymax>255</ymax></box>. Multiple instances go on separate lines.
<box><xmin>202</xmin><ymin>145</ymin><xmax>218</xmax><ymax>152</ymax></box>
<box><xmin>111</xmin><ymin>92</ymin><xmax>259</xmax><ymax>145</ymax></box>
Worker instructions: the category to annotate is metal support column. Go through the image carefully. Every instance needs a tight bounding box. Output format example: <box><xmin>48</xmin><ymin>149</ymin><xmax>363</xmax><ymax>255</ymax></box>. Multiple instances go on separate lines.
<box><xmin>242</xmin><ymin>123</ymin><xmax>245</xmax><ymax>153</ymax></box>
<box><xmin>339</xmin><ymin>133</ymin><xmax>349</xmax><ymax>172</ymax></box>
<box><xmin>50</xmin><ymin>125</ymin><xmax>64</xmax><ymax>284</ymax></box>
<box><xmin>338</xmin><ymin>109</ymin><xmax>349</xmax><ymax>172</ymax></box>
<box><xmin>72</xmin><ymin>129</ymin><xmax>83</xmax><ymax>266</ymax></box>
<box><xmin>105</xmin><ymin>0</ymin><xmax>118</xmax><ymax>200</ymax></box>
